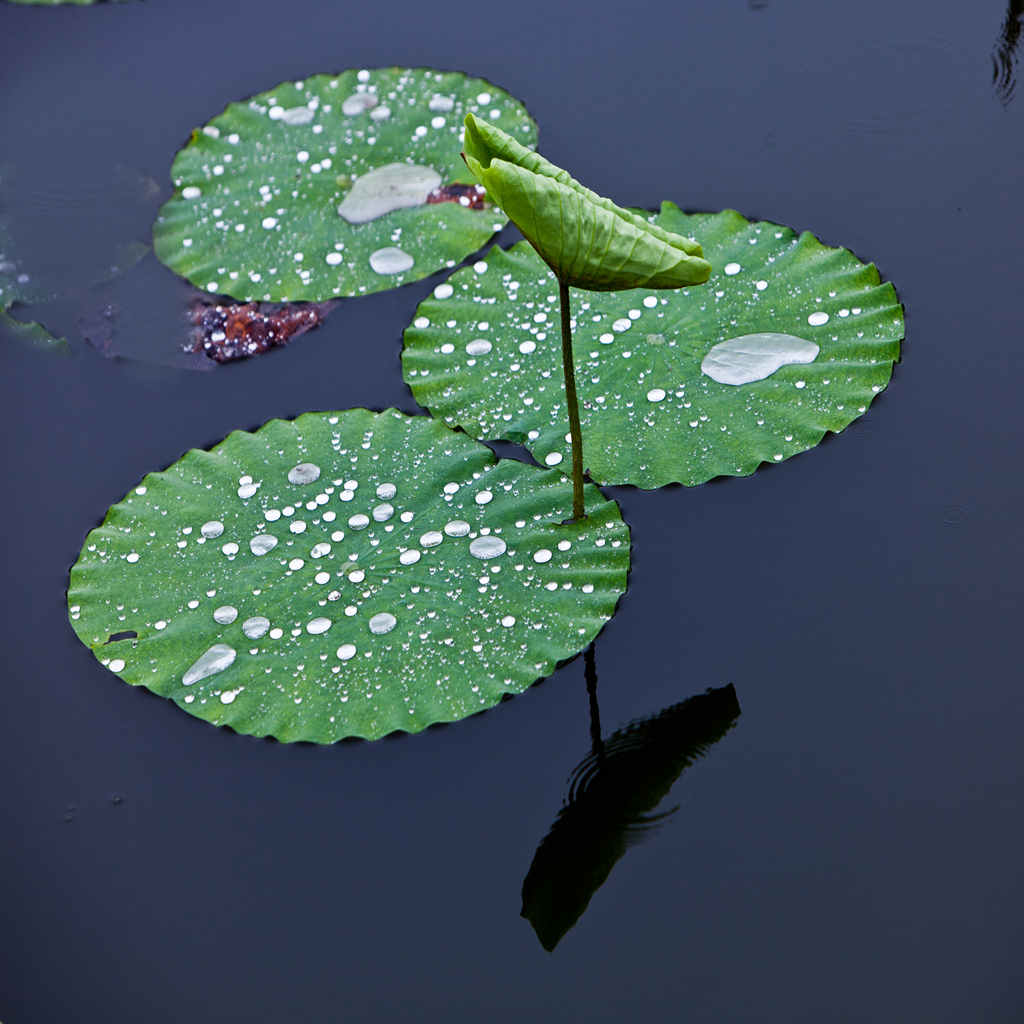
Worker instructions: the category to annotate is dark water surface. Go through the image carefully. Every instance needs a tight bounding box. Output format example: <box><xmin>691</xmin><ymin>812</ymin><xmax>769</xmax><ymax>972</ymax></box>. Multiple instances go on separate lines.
<box><xmin>2</xmin><ymin>1</ymin><xmax>1023</xmax><ymax>1021</ymax></box>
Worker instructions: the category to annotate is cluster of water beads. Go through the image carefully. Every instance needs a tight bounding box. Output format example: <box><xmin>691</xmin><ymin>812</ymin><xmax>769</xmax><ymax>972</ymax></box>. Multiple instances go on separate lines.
<box><xmin>159</xmin><ymin>68</ymin><xmax>534</xmax><ymax>300</ymax></box>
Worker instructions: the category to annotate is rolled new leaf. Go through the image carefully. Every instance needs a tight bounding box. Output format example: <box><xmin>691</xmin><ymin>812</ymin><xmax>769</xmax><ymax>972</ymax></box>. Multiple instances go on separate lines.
<box><xmin>462</xmin><ymin>113</ymin><xmax>712</xmax><ymax>291</ymax></box>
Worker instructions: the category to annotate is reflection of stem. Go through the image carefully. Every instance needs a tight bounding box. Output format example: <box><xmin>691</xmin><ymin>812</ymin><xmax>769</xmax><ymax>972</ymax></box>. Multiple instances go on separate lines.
<box><xmin>584</xmin><ymin>644</ymin><xmax>603</xmax><ymax>759</ymax></box>
<box><xmin>558</xmin><ymin>278</ymin><xmax>586</xmax><ymax>521</ymax></box>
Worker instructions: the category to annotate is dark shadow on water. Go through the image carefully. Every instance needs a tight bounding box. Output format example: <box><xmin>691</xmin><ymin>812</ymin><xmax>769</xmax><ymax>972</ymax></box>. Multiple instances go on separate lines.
<box><xmin>992</xmin><ymin>0</ymin><xmax>1024</xmax><ymax>105</ymax></box>
<box><xmin>521</xmin><ymin>647</ymin><xmax>741</xmax><ymax>952</ymax></box>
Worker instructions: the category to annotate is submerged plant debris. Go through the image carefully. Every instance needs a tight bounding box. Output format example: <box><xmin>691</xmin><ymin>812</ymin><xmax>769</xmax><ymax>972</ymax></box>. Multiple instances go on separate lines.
<box><xmin>67</xmin><ymin>409</ymin><xmax>630</xmax><ymax>743</ymax></box>
<box><xmin>403</xmin><ymin>204</ymin><xmax>904</xmax><ymax>489</ymax></box>
<box><xmin>522</xmin><ymin>682</ymin><xmax>741</xmax><ymax>951</ymax></box>
<box><xmin>188</xmin><ymin>296</ymin><xmax>337</xmax><ymax>363</ymax></box>
<box><xmin>153</xmin><ymin>68</ymin><xmax>537</xmax><ymax>303</ymax></box>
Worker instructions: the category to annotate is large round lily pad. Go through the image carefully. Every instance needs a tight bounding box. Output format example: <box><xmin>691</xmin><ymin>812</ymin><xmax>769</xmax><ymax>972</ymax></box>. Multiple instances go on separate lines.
<box><xmin>153</xmin><ymin>68</ymin><xmax>537</xmax><ymax>302</ymax></box>
<box><xmin>68</xmin><ymin>409</ymin><xmax>630</xmax><ymax>742</ymax></box>
<box><xmin>402</xmin><ymin>205</ymin><xmax>904</xmax><ymax>488</ymax></box>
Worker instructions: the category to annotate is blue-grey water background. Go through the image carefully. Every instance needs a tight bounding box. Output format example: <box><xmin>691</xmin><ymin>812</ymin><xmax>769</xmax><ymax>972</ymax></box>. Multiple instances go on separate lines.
<box><xmin>1</xmin><ymin>1</ymin><xmax>1022</xmax><ymax>1020</ymax></box>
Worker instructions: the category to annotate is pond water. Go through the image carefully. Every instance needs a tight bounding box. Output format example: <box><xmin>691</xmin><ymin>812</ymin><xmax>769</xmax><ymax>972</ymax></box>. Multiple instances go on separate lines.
<box><xmin>2</xmin><ymin>0</ymin><xmax>1023</xmax><ymax>1021</ymax></box>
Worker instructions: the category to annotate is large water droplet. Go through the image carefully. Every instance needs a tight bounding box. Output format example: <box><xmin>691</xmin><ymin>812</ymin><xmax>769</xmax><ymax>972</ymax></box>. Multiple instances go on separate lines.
<box><xmin>466</xmin><ymin>339</ymin><xmax>492</xmax><ymax>356</ymax></box>
<box><xmin>288</xmin><ymin>463</ymin><xmax>321</xmax><ymax>485</ymax></box>
<box><xmin>372</xmin><ymin>502</ymin><xmax>395</xmax><ymax>522</ymax></box>
<box><xmin>242</xmin><ymin>616</ymin><xmax>270</xmax><ymax>640</ymax></box>
<box><xmin>337</xmin><ymin>643</ymin><xmax>357</xmax><ymax>661</ymax></box>
<box><xmin>306</xmin><ymin>617</ymin><xmax>332</xmax><ymax>635</ymax></box>
<box><xmin>445</xmin><ymin>520</ymin><xmax>470</xmax><ymax>537</ymax></box>
<box><xmin>369</xmin><ymin>612</ymin><xmax>397</xmax><ymax>635</ymax></box>
<box><xmin>338</xmin><ymin>163</ymin><xmax>441</xmax><ymax>224</ymax></box>
<box><xmin>376</xmin><ymin>483</ymin><xmax>397</xmax><ymax>499</ymax></box>
<box><xmin>420</xmin><ymin>531</ymin><xmax>443</xmax><ymax>548</ymax></box>
<box><xmin>341</xmin><ymin>92</ymin><xmax>379</xmax><ymax>116</ymax></box>
<box><xmin>201</xmin><ymin>521</ymin><xmax>224</xmax><ymax>539</ymax></box>
<box><xmin>399</xmin><ymin>549</ymin><xmax>421</xmax><ymax>565</ymax></box>
<box><xmin>700</xmin><ymin>333</ymin><xmax>820</xmax><ymax>386</ymax></box>
<box><xmin>213</xmin><ymin>605</ymin><xmax>238</xmax><ymax>625</ymax></box>
<box><xmin>250</xmin><ymin>534</ymin><xmax>279</xmax><ymax>556</ymax></box>
<box><xmin>369</xmin><ymin>246</ymin><xmax>415</xmax><ymax>275</ymax></box>
<box><xmin>348</xmin><ymin>514</ymin><xmax>370</xmax><ymax>530</ymax></box>
<box><xmin>469</xmin><ymin>536</ymin><xmax>507</xmax><ymax>559</ymax></box>
<box><xmin>182</xmin><ymin>644</ymin><xmax>236</xmax><ymax>686</ymax></box>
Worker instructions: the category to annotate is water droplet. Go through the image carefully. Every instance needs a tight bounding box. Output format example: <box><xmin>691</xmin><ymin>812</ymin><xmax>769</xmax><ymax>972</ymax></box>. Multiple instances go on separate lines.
<box><xmin>182</xmin><ymin>644</ymin><xmax>236</xmax><ymax>686</ymax></box>
<box><xmin>369</xmin><ymin>612</ymin><xmax>397</xmax><ymax>635</ymax></box>
<box><xmin>306</xmin><ymin>617</ymin><xmax>332</xmax><ymax>635</ymax></box>
<box><xmin>642</xmin><ymin>295</ymin><xmax>658</xmax><ymax>308</ymax></box>
<box><xmin>369</xmin><ymin>246</ymin><xmax>415</xmax><ymax>275</ymax></box>
<box><xmin>647</xmin><ymin>388</ymin><xmax>666</xmax><ymax>402</ymax></box>
<box><xmin>475</xmin><ymin>490</ymin><xmax>493</xmax><ymax>505</ymax></box>
<box><xmin>466</xmin><ymin>338</ymin><xmax>492</xmax><ymax>356</ymax></box>
<box><xmin>338</xmin><ymin>163</ymin><xmax>441</xmax><ymax>224</ymax></box>
<box><xmin>533</xmin><ymin>549</ymin><xmax>553</xmax><ymax>564</ymax></box>
<box><xmin>429</xmin><ymin>94</ymin><xmax>455</xmax><ymax>112</ymax></box>
<box><xmin>237</xmin><ymin>483</ymin><xmax>259</xmax><ymax>499</ymax></box>
<box><xmin>220</xmin><ymin>688</ymin><xmax>243</xmax><ymax>704</ymax></box>
<box><xmin>724</xmin><ymin>262</ymin><xmax>741</xmax><ymax>275</ymax></box>
<box><xmin>310</xmin><ymin>542</ymin><xmax>331</xmax><ymax>558</ymax></box>
<box><xmin>807</xmin><ymin>311</ymin><xmax>830</xmax><ymax>327</ymax></box>
<box><xmin>501</xmin><ymin>615</ymin><xmax>516</xmax><ymax>627</ymax></box>
<box><xmin>341</xmin><ymin>92</ymin><xmax>379</xmax><ymax>116</ymax></box>
<box><xmin>221</xmin><ymin>542</ymin><xmax>239</xmax><ymax>556</ymax></box>
<box><xmin>434</xmin><ymin>283</ymin><xmax>454</xmax><ymax>299</ymax></box>
<box><xmin>469</xmin><ymin>536</ymin><xmax>506</xmax><ymax>559</ymax></box>
<box><xmin>288</xmin><ymin>462</ymin><xmax>321</xmax><ymax>485</ymax></box>
<box><xmin>182</xmin><ymin>185</ymin><xmax>201</xmax><ymax>200</ymax></box>
<box><xmin>519</xmin><ymin>340</ymin><xmax>536</xmax><ymax>354</ymax></box>
<box><xmin>242</xmin><ymin>616</ymin><xmax>270</xmax><ymax>639</ymax></box>
<box><xmin>701</xmin><ymin>333</ymin><xmax>819</xmax><ymax>386</ymax></box>
<box><xmin>372</xmin><ymin>502</ymin><xmax>394</xmax><ymax>522</ymax></box>
<box><xmin>201</xmin><ymin>520</ymin><xmax>224</xmax><ymax>539</ymax></box>
<box><xmin>445</xmin><ymin>520</ymin><xmax>470</xmax><ymax>537</ymax></box>
<box><xmin>376</xmin><ymin>482</ymin><xmax>397</xmax><ymax>499</ymax></box>
<box><xmin>213</xmin><ymin>605</ymin><xmax>238</xmax><ymax>625</ymax></box>
<box><xmin>545</xmin><ymin>452</ymin><xmax>563</xmax><ymax>466</ymax></box>
<box><xmin>280</xmin><ymin>105</ymin><xmax>314</xmax><ymax>125</ymax></box>
<box><xmin>399</xmin><ymin>549</ymin><xmax>421</xmax><ymax>565</ymax></box>
<box><xmin>337</xmin><ymin>643</ymin><xmax>357</xmax><ymax>661</ymax></box>
<box><xmin>250</xmin><ymin>534</ymin><xmax>279</xmax><ymax>556</ymax></box>
<box><xmin>348</xmin><ymin>514</ymin><xmax>370</xmax><ymax>530</ymax></box>
<box><xmin>109</xmin><ymin>658</ymin><xmax>126</xmax><ymax>672</ymax></box>
<box><xmin>420</xmin><ymin>531</ymin><xmax>443</xmax><ymax>547</ymax></box>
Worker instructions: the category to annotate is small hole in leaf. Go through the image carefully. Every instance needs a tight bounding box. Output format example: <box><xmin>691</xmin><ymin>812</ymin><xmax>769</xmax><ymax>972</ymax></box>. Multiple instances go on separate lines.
<box><xmin>105</xmin><ymin>630</ymin><xmax>137</xmax><ymax>644</ymax></box>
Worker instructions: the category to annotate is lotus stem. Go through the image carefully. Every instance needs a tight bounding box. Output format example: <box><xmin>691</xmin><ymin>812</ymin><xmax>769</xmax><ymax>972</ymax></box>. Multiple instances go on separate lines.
<box><xmin>558</xmin><ymin>277</ymin><xmax>586</xmax><ymax>521</ymax></box>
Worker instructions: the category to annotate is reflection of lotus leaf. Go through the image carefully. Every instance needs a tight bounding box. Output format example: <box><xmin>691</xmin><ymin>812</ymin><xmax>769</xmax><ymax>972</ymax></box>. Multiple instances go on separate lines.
<box><xmin>521</xmin><ymin>684</ymin><xmax>741</xmax><ymax>951</ymax></box>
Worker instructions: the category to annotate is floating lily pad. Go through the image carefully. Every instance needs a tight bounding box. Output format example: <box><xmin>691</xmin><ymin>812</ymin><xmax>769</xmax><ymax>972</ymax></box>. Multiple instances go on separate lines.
<box><xmin>153</xmin><ymin>69</ymin><xmax>537</xmax><ymax>302</ymax></box>
<box><xmin>403</xmin><ymin>205</ymin><xmax>904</xmax><ymax>488</ymax></box>
<box><xmin>68</xmin><ymin>409</ymin><xmax>629</xmax><ymax>743</ymax></box>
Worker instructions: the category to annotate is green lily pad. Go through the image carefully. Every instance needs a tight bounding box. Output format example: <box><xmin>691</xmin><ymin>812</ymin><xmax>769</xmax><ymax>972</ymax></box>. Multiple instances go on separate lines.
<box><xmin>68</xmin><ymin>409</ymin><xmax>629</xmax><ymax>743</ymax></box>
<box><xmin>153</xmin><ymin>68</ymin><xmax>537</xmax><ymax>302</ymax></box>
<box><xmin>402</xmin><ymin>205</ymin><xmax>904</xmax><ymax>488</ymax></box>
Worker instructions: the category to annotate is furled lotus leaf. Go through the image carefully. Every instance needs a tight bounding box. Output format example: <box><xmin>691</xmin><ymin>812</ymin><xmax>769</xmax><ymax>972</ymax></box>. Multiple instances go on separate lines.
<box><xmin>462</xmin><ymin>113</ymin><xmax>711</xmax><ymax>291</ymax></box>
